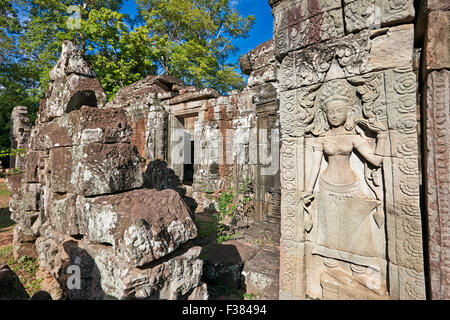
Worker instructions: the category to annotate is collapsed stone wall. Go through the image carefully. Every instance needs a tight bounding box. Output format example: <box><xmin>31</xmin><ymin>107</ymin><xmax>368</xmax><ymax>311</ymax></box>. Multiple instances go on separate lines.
<box><xmin>6</xmin><ymin>41</ymin><xmax>207</xmax><ymax>300</ymax></box>
<box><xmin>104</xmin><ymin>40</ymin><xmax>281</xmax><ymax>240</ymax></box>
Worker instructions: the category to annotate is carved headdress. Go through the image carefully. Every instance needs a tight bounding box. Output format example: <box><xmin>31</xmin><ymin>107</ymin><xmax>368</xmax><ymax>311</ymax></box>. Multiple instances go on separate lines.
<box><xmin>306</xmin><ymin>79</ymin><xmax>359</xmax><ymax>136</ymax></box>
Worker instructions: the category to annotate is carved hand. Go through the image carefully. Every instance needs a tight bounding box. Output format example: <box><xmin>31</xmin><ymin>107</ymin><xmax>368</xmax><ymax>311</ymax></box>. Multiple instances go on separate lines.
<box><xmin>301</xmin><ymin>192</ymin><xmax>314</xmax><ymax>233</ymax></box>
<box><xmin>301</xmin><ymin>192</ymin><xmax>315</xmax><ymax>207</ymax></box>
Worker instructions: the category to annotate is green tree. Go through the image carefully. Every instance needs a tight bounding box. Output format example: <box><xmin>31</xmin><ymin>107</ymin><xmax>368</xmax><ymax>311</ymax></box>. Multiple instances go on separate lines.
<box><xmin>136</xmin><ymin>0</ymin><xmax>255</xmax><ymax>93</ymax></box>
<box><xmin>82</xmin><ymin>7</ymin><xmax>157</xmax><ymax>98</ymax></box>
<box><xmin>17</xmin><ymin>0</ymin><xmax>127</xmax><ymax>98</ymax></box>
<box><xmin>0</xmin><ymin>0</ymin><xmax>255</xmax><ymax>159</ymax></box>
<box><xmin>0</xmin><ymin>0</ymin><xmax>37</xmax><ymax>164</ymax></box>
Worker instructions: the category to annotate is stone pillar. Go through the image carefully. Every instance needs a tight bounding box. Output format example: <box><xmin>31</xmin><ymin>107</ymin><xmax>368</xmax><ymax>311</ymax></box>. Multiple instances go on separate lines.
<box><xmin>146</xmin><ymin>105</ymin><xmax>168</xmax><ymax>163</ymax></box>
<box><xmin>10</xmin><ymin>106</ymin><xmax>31</xmax><ymax>170</ymax></box>
<box><xmin>422</xmin><ymin>0</ymin><xmax>450</xmax><ymax>300</ymax></box>
<box><xmin>273</xmin><ymin>0</ymin><xmax>426</xmax><ymax>300</ymax></box>
<box><xmin>240</xmin><ymin>39</ymin><xmax>282</xmax><ymax>225</ymax></box>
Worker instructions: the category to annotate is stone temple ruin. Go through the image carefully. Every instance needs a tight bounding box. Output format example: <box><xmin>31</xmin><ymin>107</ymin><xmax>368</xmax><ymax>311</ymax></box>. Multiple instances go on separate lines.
<box><xmin>4</xmin><ymin>0</ymin><xmax>450</xmax><ymax>300</ymax></box>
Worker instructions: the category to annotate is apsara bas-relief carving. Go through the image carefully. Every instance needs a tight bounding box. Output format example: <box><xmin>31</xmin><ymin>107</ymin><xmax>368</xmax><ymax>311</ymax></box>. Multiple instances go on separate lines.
<box><xmin>279</xmin><ymin>63</ymin><xmax>425</xmax><ymax>299</ymax></box>
<box><xmin>302</xmin><ymin>79</ymin><xmax>389</xmax><ymax>299</ymax></box>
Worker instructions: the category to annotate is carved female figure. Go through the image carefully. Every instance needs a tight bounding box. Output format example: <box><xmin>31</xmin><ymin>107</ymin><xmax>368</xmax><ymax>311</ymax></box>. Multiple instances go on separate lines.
<box><xmin>303</xmin><ymin>79</ymin><xmax>387</xmax><ymax>204</ymax></box>
<box><xmin>301</xmin><ymin>79</ymin><xmax>389</xmax><ymax>298</ymax></box>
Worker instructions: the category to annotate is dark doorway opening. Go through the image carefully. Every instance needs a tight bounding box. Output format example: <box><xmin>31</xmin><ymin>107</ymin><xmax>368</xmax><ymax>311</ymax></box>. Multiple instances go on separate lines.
<box><xmin>183</xmin><ymin>140</ymin><xmax>195</xmax><ymax>186</ymax></box>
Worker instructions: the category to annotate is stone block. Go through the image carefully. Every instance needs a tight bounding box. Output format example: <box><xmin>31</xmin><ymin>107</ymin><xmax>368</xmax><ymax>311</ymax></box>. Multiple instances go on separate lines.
<box><xmin>424</xmin><ymin>10</ymin><xmax>450</xmax><ymax>72</ymax></box>
<box><xmin>70</xmin><ymin>143</ymin><xmax>143</xmax><ymax>197</ymax></box>
<box><xmin>278</xmin><ymin>24</ymin><xmax>414</xmax><ymax>91</ymax></box>
<box><xmin>242</xmin><ymin>247</ymin><xmax>280</xmax><ymax>300</ymax></box>
<box><xmin>344</xmin><ymin>0</ymin><xmax>415</xmax><ymax>33</ymax></box>
<box><xmin>79</xmin><ymin>189</ymin><xmax>197</xmax><ymax>267</ymax></box>
<box><xmin>202</xmin><ymin>240</ymin><xmax>258</xmax><ymax>289</ymax></box>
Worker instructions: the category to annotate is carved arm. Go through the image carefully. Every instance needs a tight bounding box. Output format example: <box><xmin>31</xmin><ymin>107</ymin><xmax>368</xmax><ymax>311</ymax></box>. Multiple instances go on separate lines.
<box><xmin>355</xmin><ymin>131</ymin><xmax>388</xmax><ymax>167</ymax></box>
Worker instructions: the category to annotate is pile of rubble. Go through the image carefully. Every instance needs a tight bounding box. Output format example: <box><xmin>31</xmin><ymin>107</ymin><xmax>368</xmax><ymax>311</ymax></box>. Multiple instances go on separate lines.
<box><xmin>6</xmin><ymin>41</ymin><xmax>207</xmax><ymax>300</ymax></box>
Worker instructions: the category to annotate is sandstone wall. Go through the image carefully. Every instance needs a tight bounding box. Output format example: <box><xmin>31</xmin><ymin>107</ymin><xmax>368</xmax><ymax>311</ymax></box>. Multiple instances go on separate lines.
<box><xmin>420</xmin><ymin>0</ymin><xmax>450</xmax><ymax>300</ymax></box>
<box><xmin>10</xmin><ymin>106</ymin><xmax>31</xmax><ymax>170</ymax></box>
<box><xmin>105</xmin><ymin>40</ymin><xmax>281</xmax><ymax>235</ymax></box>
<box><xmin>6</xmin><ymin>41</ymin><xmax>206</xmax><ymax>300</ymax></box>
<box><xmin>272</xmin><ymin>0</ymin><xmax>426</xmax><ymax>300</ymax></box>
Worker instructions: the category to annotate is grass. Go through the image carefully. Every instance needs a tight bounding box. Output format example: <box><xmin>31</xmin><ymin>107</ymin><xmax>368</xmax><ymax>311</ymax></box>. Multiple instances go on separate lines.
<box><xmin>0</xmin><ymin>178</ymin><xmax>15</xmax><ymax>246</ymax></box>
<box><xmin>195</xmin><ymin>217</ymin><xmax>217</xmax><ymax>239</ymax></box>
<box><xmin>0</xmin><ymin>207</ymin><xmax>14</xmax><ymax>229</ymax></box>
<box><xmin>0</xmin><ymin>179</ymin><xmax>40</xmax><ymax>297</ymax></box>
<box><xmin>0</xmin><ymin>245</ymin><xmax>43</xmax><ymax>297</ymax></box>
<box><xmin>243</xmin><ymin>292</ymin><xmax>262</xmax><ymax>300</ymax></box>
<box><xmin>208</xmin><ymin>283</ymin><xmax>245</xmax><ymax>300</ymax></box>
<box><xmin>0</xmin><ymin>181</ymin><xmax>10</xmax><ymax>197</ymax></box>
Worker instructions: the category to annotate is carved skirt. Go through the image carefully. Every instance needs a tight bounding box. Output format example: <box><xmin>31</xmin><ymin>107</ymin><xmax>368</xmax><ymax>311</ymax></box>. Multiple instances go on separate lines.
<box><xmin>318</xmin><ymin>175</ymin><xmax>364</xmax><ymax>199</ymax></box>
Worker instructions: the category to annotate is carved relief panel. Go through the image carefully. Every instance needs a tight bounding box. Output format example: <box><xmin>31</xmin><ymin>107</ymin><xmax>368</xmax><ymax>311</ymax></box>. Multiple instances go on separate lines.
<box><xmin>279</xmin><ymin>24</ymin><xmax>425</xmax><ymax>300</ymax></box>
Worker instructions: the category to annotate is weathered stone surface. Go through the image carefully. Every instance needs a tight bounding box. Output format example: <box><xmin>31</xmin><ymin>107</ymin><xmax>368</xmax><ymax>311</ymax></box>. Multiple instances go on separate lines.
<box><xmin>168</xmin><ymin>88</ymin><xmax>219</xmax><ymax>105</ymax></box>
<box><xmin>123</xmin><ymin>246</ymin><xmax>204</xmax><ymax>300</ymax></box>
<box><xmin>424</xmin><ymin>10</ymin><xmax>450</xmax><ymax>72</ymax></box>
<box><xmin>12</xmin><ymin>226</ymin><xmax>38</xmax><ymax>259</ymax></box>
<box><xmin>7</xmin><ymin>40</ymin><xmax>207</xmax><ymax>301</ymax></box>
<box><xmin>252</xmin><ymin>83</ymin><xmax>278</xmax><ymax>105</ymax></box>
<box><xmin>51</xmin><ymin>238</ymin><xmax>205</xmax><ymax>300</ymax></box>
<box><xmin>188</xmin><ymin>283</ymin><xmax>209</xmax><ymax>300</ymax></box>
<box><xmin>49</xmin><ymin>41</ymin><xmax>95</xmax><ymax>80</ymax></box>
<box><xmin>36</xmin><ymin>266</ymin><xmax>62</xmax><ymax>300</ymax></box>
<box><xmin>425</xmin><ymin>70</ymin><xmax>450</xmax><ymax>300</ymax></box>
<box><xmin>273</xmin><ymin>0</ymin><xmax>344</xmax><ymax>58</ymax></box>
<box><xmin>10</xmin><ymin>106</ymin><xmax>31</xmax><ymax>169</ymax></box>
<box><xmin>239</xmin><ymin>40</ymin><xmax>275</xmax><ymax>75</ymax></box>
<box><xmin>78</xmin><ymin>189</ymin><xmax>197</xmax><ymax>267</ymax></box>
<box><xmin>107</xmin><ymin>75</ymin><xmax>184</xmax><ymax>110</ymax></box>
<box><xmin>39</xmin><ymin>41</ymin><xmax>106</xmax><ymax>123</ymax></box>
<box><xmin>423</xmin><ymin>0</ymin><xmax>450</xmax><ymax>11</ymax></box>
<box><xmin>6</xmin><ymin>174</ymin><xmax>24</xmax><ymax>213</ymax></box>
<box><xmin>146</xmin><ymin>106</ymin><xmax>168</xmax><ymax>162</ymax></box>
<box><xmin>30</xmin><ymin>106</ymin><xmax>131</xmax><ymax>150</ymax></box>
<box><xmin>278</xmin><ymin>13</ymin><xmax>424</xmax><ymax>299</ymax></box>
<box><xmin>279</xmin><ymin>24</ymin><xmax>414</xmax><ymax>92</ymax></box>
<box><xmin>344</xmin><ymin>0</ymin><xmax>415</xmax><ymax>33</ymax></box>
<box><xmin>45</xmin><ymin>193</ymin><xmax>80</xmax><ymax>236</ymax></box>
<box><xmin>0</xmin><ymin>264</ymin><xmax>30</xmax><ymax>300</ymax></box>
<box><xmin>202</xmin><ymin>240</ymin><xmax>259</xmax><ymax>289</ymax></box>
<box><xmin>39</xmin><ymin>74</ymin><xmax>106</xmax><ymax>123</ymax></box>
<box><xmin>22</xmin><ymin>150</ymin><xmax>49</xmax><ymax>184</ymax></box>
<box><xmin>143</xmin><ymin>159</ymin><xmax>198</xmax><ymax>213</ymax></box>
<box><xmin>144</xmin><ymin>160</ymin><xmax>185</xmax><ymax>193</ymax></box>
<box><xmin>242</xmin><ymin>248</ymin><xmax>280</xmax><ymax>300</ymax></box>
<box><xmin>247</xmin><ymin>66</ymin><xmax>278</xmax><ymax>88</ymax></box>
<box><xmin>70</xmin><ymin>143</ymin><xmax>142</xmax><ymax>197</ymax></box>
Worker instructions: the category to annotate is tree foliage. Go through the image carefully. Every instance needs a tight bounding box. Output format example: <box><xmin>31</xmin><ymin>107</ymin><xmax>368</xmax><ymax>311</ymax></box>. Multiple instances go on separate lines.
<box><xmin>0</xmin><ymin>0</ymin><xmax>254</xmax><ymax>162</ymax></box>
<box><xmin>136</xmin><ymin>0</ymin><xmax>254</xmax><ymax>92</ymax></box>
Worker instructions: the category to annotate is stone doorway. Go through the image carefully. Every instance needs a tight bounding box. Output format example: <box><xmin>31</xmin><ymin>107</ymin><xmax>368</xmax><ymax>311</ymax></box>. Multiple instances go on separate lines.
<box><xmin>169</xmin><ymin>114</ymin><xmax>198</xmax><ymax>187</ymax></box>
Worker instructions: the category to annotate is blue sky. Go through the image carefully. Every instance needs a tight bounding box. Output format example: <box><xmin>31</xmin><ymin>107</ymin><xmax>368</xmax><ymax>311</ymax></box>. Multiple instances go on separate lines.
<box><xmin>120</xmin><ymin>0</ymin><xmax>274</xmax><ymax>67</ymax></box>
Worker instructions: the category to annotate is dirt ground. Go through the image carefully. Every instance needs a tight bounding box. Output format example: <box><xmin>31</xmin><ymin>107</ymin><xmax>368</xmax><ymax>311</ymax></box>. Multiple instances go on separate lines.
<box><xmin>0</xmin><ymin>178</ymin><xmax>14</xmax><ymax>248</ymax></box>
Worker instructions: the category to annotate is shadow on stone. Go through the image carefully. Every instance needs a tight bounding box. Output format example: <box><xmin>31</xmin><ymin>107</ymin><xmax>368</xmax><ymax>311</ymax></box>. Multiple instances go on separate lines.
<box><xmin>62</xmin><ymin>240</ymin><xmax>110</xmax><ymax>300</ymax></box>
<box><xmin>144</xmin><ymin>160</ymin><xmax>198</xmax><ymax>214</ymax></box>
<box><xmin>0</xmin><ymin>207</ymin><xmax>14</xmax><ymax>229</ymax></box>
<box><xmin>201</xmin><ymin>241</ymin><xmax>260</xmax><ymax>299</ymax></box>
<box><xmin>0</xmin><ymin>264</ymin><xmax>30</xmax><ymax>300</ymax></box>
